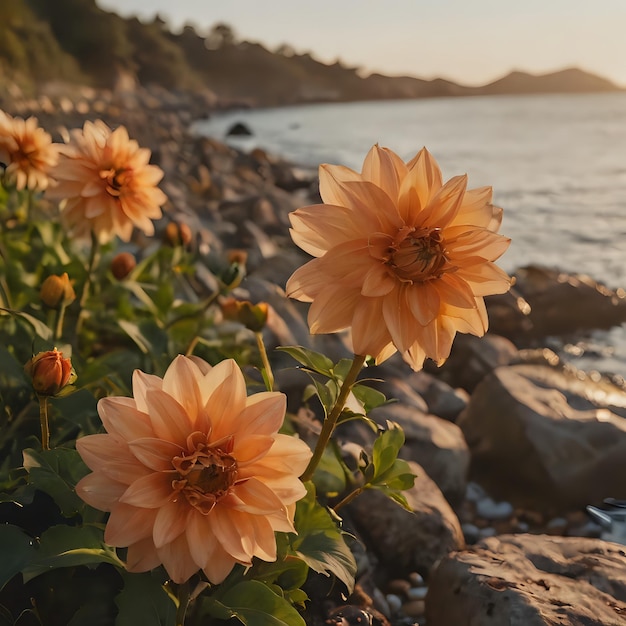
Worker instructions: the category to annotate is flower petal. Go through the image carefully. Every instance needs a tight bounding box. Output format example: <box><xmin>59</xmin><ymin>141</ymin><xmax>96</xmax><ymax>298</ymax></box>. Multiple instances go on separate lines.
<box><xmin>203</xmin><ymin>360</ymin><xmax>247</xmax><ymax>442</ymax></box>
<box><xmin>361</xmin><ymin>144</ymin><xmax>408</xmax><ymax>202</ymax></box>
<box><xmin>157</xmin><ymin>532</ymin><xmax>199</xmax><ymax>583</ymax></box>
<box><xmin>126</xmin><ymin>536</ymin><xmax>162</xmax><ymax>573</ymax></box>
<box><xmin>98</xmin><ymin>397</ymin><xmax>153</xmax><ymax>441</ymax></box>
<box><xmin>119</xmin><ymin>472</ymin><xmax>173</xmax><ymax>508</ymax></box>
<box><xmin>105</xmin><ymin>503</ymin><xmax>157</xmax><ymax>546</ymax></box>
<box><xmin>153</xmin><ymin>501</ymin><xmax>190</xmax><ymax>548</ymax></box>
<box><xmin>162</xmin><ymin>356</ymin><xmax>204</xmax><ymax>426</ymax></box>
<box><xmin>75</xmin><ymin>472</ymin><xmax>126</xmax><ymax>512</ymax></box>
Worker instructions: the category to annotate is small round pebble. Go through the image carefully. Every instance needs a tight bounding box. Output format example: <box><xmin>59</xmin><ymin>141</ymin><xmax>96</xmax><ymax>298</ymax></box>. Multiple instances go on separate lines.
<box><xmin>408</xmin><ymin>572</ymin><xmax>424</xmax><ymax>587</ymax></box>
<box><xmin>401</xmin><ymin>600</ymin><xmax>426</xmax><ymax>618</ymax></box>
<box><xmin>546</xmin><ymin>517</ymin><xmax>568</xmax><ymax>534</ymax></box>
<box><xmin>479</xmin><ymin>526</ymin><xmax>498</xmax><ymax>539</ymax></box>
<box><xmin>386</xmin><ymin>593</ymin><xmax>403</xmax><ymax>614</ymax></box>
<box><xmin>465</xmin><ymin>481</ymin><xmax>487</xmax><ymax>503</ymax></box>
<box><xmin>462</xmin><ymin>522</ymin><xmax>481</xmax><ymax>544</ymax></box>
<box><xmin>476</xmin><ymin>496</ymin><xmax>514</xmax><ymax>521</ymax></box>
<box><xmin>387</xmin><ymin>578</ymin><xmax>411</xmax><ymax>596</ymax></box>
<box><xmin>406</xmin><ymin>586</ymin><xmax>428</xmax><ymax>601</ymax></box>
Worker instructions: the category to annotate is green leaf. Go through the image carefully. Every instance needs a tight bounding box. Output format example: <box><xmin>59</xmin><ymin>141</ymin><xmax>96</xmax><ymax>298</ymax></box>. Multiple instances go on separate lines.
<box><xmin>276</xmin><ymin>346</ymin><xmax>334</xmax><ymax>377</ymax></box>
<box><xmin>22</xmin><ymin>448</ymin><xmax>90</xmax><ymax>517</ymax></box>
<box><xmin>292</xmin><ymin>484</ymin><xmax>356</xmax><ymax>593</ymax></box>
<box><xmin>22</xmin><ymin>525</ymin><xmax>125</xmax><ymax>582</ymax></box>
<box><xmin>371</xmin><ymin>421</ymin><xmax>405</xmax><ymax>480</ymax></box>
<box><xmin>115</xmin><ymin>571</ymin><xmax>176</xmax><ymax>626</ymax></box>
<box><xmin>118</xmin><ymin>319</ymin><xmax>168</xmax><ymax>356</ymax></box>
<box><xmin>0</xmin><ymin>307</ymin><xmax>52</xmax><ymax>341</ymax></box>
<box><xmin>0</xmin><ymin>524</ymin><xmax>36</xmax><ymax>591</ymax></box>
<box><xmin>368</xmin><ymin>457</ymin><xmax>416</xmax><ymax>512</ymax></box>
<box><xmin>211</xmin><ymin>580</ymin><xmax>306</xmax><ymax>626</ymax></box>
<box><xmin>351</xmin><ymin>384</ymin><xmax>389</xmax><ymax>413</ymax></box>
<box><xmin>302</xmin><ymin>378</ymin><xmax>337</xmax><ymax>418</ymax></box>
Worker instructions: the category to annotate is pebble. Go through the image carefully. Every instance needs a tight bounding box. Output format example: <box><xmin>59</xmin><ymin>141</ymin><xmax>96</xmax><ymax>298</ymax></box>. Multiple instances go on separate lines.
<box><xmin>475</xmin><ymin>496</ymin><xmax>514</xmax><ymax>521</ymax></box>
<box><xmin>408</xmin><ymin>572</ymin><xmax>424</xmax><ymax>587</ymax></box>
<box><xmin>401</xmin><ymin>599</ymin><xmax>426</xmax><ymax>618</ymax></box>
<box><xmin>386</xmin><ymin>578</ymin><xmax>411</xmax><ymax>596</ymax></box>
<box><xmin>461</xmin><ymin>522</ymin><xmax>481</xmax><ymax>544</ymax></box>
<box><xmin>465</xmin><ymin>481</ymin><xmax>487</xmax><ymax>503</ymax></box>
<box><xmin>386</xmin><ymin>593</ymin><xmax>403</xmax><ymax>614</ymax></box>
<box><xmin>406</xmin><ymin>586</ymin><xmax>428</xmax><ymax>601</ymax></box>
<box><xmin>546</xmin><ymin>516</ymin><xmax>568</xmax><ymax>534</ymax></box>
<box><xmin>478</xmin><ymin>526</ymin><xmax>498</xmax><ymax>539</ymax></box>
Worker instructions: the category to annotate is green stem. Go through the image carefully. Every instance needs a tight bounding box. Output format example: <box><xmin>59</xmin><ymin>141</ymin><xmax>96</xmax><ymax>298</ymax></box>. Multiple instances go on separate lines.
<box><xmin>175</xmin><ymin>580</ymin><xmax>191</xmax><ymax>626</ymax></box>
<box><xmin>332</xmin><ymin>486</ymin><xmax>365</xmax><ymax>513</ymax></box>
<box><xmin>255</xmin><ymin>331</ymin><xmax>274</xmax><ymax>392</ymax></box>
<box><xmin>38</xmin><ymin>395</ymin><xmax>50</xmax><ymax>451</ymax></box>
<box><xmin>76</xmin><ymin>231</ymin><xmax>100</xmax><ymax>337</ymax></box>
<box><xmin>80</xmin><ymin>231</ymin><xmax>100</xmax><ymax>309</ymax></box>
<box><xmin>165</xmin><ymin>291</ymin><xmax>219</xmax><ymax>330</ymax></box>
<box><xmin>54</xmin><ymin>303</ymin><xmax>67</xmax><ymax>342</ymax></box>
<box><xmin>300</xmin><ymin>354</ymin><xmax>367</xmax><ymax>482</ymax></box>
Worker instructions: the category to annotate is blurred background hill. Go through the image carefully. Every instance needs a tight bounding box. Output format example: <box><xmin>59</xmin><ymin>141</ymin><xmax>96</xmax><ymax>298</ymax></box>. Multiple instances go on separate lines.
<box><xmin>0</xmin><ymin>0</ymin><xmax>622</xmax><ymax>107</ymax></box>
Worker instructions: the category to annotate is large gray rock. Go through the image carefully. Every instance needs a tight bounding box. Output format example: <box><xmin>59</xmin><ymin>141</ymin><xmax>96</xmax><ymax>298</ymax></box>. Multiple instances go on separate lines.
<box><xmin>457</xmin><ymin>364</ymin><xmax>626</xmax><ymax>510</ymax></box>
<box><xmin>426</xmin><ymin>534</ymin><xmax>626</xmax><ymax>626</ymax></box>
<box><xmin>489</xmin><ymin>265</ymin><xmax>626</xmax><ymax>342</ymax></box>
<box><xmin>429</xmin><ymin>333</ymin><xmax>519</xmax><ymax>392</ymax></box>
<box><xmin>347</xmin><ymin>461</ymin><xmax>464</xmax><ymax>578</ymax></box>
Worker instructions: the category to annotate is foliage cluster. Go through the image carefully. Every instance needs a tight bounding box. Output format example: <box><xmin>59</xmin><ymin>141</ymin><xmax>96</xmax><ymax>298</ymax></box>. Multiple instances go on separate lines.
<box><xmin>0</xmin><ymin>124</ymin><xmax>414</xmax><ymax>624</ymax></box>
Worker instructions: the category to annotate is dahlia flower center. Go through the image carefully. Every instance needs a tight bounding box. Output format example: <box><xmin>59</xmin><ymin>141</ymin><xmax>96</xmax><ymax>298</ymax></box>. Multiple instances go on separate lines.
<box><xmin>171</xmin><ymin>434</ymin><xmax>238</xmax><ymax>515</ymax></box>
<box><xmin>390</xmin><ymin>228</ymin><xmax>448</xmax><ymax>282</ymax></box>
<box><xmin>100</xmin><ymin>167</ymin><xmax>130</xmax><ymax>197</ymax></box>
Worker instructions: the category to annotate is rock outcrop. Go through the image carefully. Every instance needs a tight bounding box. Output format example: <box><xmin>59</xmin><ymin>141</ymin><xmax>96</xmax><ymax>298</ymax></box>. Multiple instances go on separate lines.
<box><xmin>426</xmin><ymin>534</ymin><xmax>626</xmax><ymax>625</ymax></box>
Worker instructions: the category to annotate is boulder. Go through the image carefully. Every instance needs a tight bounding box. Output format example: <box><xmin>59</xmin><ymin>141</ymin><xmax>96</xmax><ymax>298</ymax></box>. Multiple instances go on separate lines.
<box><xmin>426</xmin><ymin>534</ymin><xmax>626</xmax><ymax>626</ymax></box>
<box><xmin>490</xmin><ymin>265</ymin><xmax>626</xmax><ymax>342</ymax></box>
<box><xmin>428</xmin><ymin>333</ymin><xmax>519</xmax><ymax>392</ymax></box>
<box><xmin>347</xmin><ymin>461</ymin><xmax>464</xmax><ymax>579</ymax></box>
<box><xmin>457</xmin><ymin>364</ymin><xmax>626</xmax><ymax>510</ymax></box>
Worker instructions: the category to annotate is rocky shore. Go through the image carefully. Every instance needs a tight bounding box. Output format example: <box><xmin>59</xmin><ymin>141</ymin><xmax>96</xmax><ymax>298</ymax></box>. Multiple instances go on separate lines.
<box><xmin>3</xmin><ymin>82</ymin><xmax>626</xmax><ymax>626</ymax></box>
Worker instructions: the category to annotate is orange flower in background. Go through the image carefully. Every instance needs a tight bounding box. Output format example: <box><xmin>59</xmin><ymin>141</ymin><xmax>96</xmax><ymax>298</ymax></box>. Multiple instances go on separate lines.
<box><xmin>76</xmin><ymin>356</ymin><xmax>312</xmax><ymax>584</ymax></box>
<box><xmin>0</xmin><ymin>110</ymin><xmax>58</xmax><ymax>191</ymax></box>
<box><xmin>52</xmin><ymin>121</ymin><xmax>166</xmax><ymax>243</ymax></box>
<box><xmin>286</xmin><ymin>145</ymin><xmax>511</xmax><ymax>371</ymax></box>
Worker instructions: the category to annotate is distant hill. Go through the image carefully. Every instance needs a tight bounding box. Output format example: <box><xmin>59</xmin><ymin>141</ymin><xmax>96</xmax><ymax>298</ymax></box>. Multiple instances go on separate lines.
<box><xmin>476</xmin><ymin>68</ymin><xmax>619</xmax><ymax>96</ymax></box>
<box><xmin>0</xmin><ymin>0</ymin><xmax>622</xmax><ymax>106</ymax></box>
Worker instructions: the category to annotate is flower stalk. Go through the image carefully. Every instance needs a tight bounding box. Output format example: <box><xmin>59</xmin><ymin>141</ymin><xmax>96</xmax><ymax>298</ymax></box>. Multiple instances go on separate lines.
<box><xmin>255</xmin><ymin>331</ymin><xmax>274</xmax><ymax>392</ymax></box>
<box><xmin>175</xmin><ymin>580</ymin><xmax>191</xmax><ymax>626</ymax></box>
<box><xmin>38</xmin><ymin>395</ymin><xmax>50</xmax><ymax>451</ymax></box>
<box><xmin>300</xmin><ymin>353</ymin><xmax>367</xmax><ymax>482</ymax></box>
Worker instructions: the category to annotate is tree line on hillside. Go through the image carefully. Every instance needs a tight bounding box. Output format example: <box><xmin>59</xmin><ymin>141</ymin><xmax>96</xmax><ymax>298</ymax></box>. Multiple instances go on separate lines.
<box><xmin>0</xmin><ymin>0</ymin><xmax>621</xmax><ymax>106</ymax></box>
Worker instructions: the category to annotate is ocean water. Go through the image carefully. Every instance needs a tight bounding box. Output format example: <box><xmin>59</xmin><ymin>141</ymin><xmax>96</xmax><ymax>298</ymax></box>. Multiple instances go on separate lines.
<box><xmin>194</xmin><ymin>93</ymin><xmax>626</xmax><ymax>376</ymax></box>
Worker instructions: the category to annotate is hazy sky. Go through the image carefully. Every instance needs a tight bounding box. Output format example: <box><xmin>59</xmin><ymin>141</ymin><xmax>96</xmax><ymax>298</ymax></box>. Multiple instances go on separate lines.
<box><xmin>97</xmin><ymin>0</ymin><xmax>626</xmax><ymax>87</ymax></box>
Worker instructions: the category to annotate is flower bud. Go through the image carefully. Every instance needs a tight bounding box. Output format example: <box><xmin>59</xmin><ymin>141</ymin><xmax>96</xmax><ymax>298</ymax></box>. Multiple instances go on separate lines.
<box><xmin>221</xmin><ymin>249</ymin><xmax>248</xmax><ymax>290</ymax></box>
<box><xmin>24</xmin><ymin>349</ymin><xmax>75</xmax><ymax>397</ymax></box>
<box><xmin>40</xmin><ymin>273</ymin><xmax>76</xmax><ymax>308</ymax></box>
<box><xmin>220</xmin><ymin>297</ymin><xmax>269</xmax><ymax>332</ymax></box>
<box><xmin>164</xmin><ymin>221</ymin><xmax>193</xmax><ymax>247</ymax></box>
<box><xmin>110</xmin><ymin>252</ymin><xmax>136</xmax><ymax>280</ymax></box>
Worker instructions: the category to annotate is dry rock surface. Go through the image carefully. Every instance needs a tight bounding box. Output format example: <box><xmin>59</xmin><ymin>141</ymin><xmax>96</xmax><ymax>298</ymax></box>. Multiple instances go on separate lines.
<box><xmin>426</xmin><ymin>534</ymin><xmax>626</xmax><ymax>626</ymax></box>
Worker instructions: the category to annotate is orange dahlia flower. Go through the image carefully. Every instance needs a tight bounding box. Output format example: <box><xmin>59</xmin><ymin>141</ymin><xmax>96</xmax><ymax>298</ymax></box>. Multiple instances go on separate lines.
<box><xmin>76</xmin><ymin>356</ymin><xmax>311</xmax><ymax>584</ymax></box>
<box><xmin>0</xmin><ymin>110</ymin><xmax>58</xmax><ymax>191</ymax></box>
<box><xmin>286</xmin><ymin>145</ymin><xmax>511</xmax><ymax>371</ymax></box>
<box><xmin>52</xmin><ymin>121</ymin><xmax>166</xmax><ymax>243</ymax></box>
